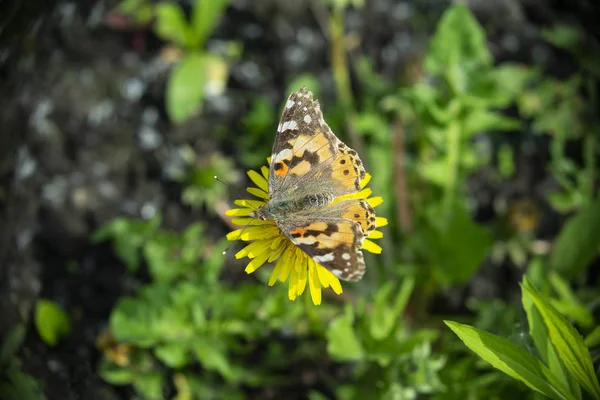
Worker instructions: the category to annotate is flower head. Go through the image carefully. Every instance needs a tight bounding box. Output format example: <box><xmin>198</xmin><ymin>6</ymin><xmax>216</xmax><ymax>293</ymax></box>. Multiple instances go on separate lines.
<box><xmin>226</xmin><ymin>162</ymin><xmax>387</xmax><ymax>305</ymax></box>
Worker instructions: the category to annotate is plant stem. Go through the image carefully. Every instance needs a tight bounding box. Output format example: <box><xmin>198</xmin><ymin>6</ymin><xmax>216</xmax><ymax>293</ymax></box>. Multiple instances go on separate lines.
<box><xmin>392</xmin><ymin>119</ymin><xmax>413</xmax><ymax>232</ymax></box>
<box><xmin>584</xmin><ymin>77</ymin><xmax>598</xmax><ymax>204</ymax></box>
<box><xmin>329</xmin><ymin>6</ymin><xmax>365</xmax><ymax>161</ymax></box>
<box><xmin>444</xmin><ymin>121</ymin><xmax>461</xmax><ymax>213</ymax></box>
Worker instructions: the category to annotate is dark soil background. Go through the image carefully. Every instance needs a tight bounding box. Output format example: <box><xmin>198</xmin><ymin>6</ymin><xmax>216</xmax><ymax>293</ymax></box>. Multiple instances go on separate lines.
<box><xmin>1</xmin><ymin>0</ymin><xmax>599</xmax><ymax>399</ymax></box>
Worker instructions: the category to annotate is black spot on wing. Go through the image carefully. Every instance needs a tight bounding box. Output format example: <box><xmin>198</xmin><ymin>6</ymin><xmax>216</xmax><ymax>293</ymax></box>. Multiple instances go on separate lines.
<box><xmin>289</xmin><ymin>151</ymin><xmax>319</xmax><ymax>169</ymax></box>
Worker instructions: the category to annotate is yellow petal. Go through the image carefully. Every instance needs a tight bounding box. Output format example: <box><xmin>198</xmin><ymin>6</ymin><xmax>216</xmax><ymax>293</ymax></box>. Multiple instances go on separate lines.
<box><xmin>239</xmin><ymin>225</ymin><xmax>280</xmax><ymax>240</ymax></box>
<box><xmin>376</xmin><ymin>217</ymin><xmax>388</xmax><ymax>227</ymax></box>
<box><xmin>295</xmin><ymin>250</ymin><xmax>307</xmax><ymax>295</ymax></box>
<box><xmin>230</xmin><ymin>218</ymin><xmax>272</xmax><ymax>226</ymax></box>
<box><xmin>226</xmin><ymin>229</ymin><xmax>243</xmax><ymax>240</ymax></box>
<box><xmin>308</xmin><ymin>261</ymin><xmax>322</xmax><ymax>305</ymax></box>
<box><xmin>225</xmin><ymin>208</ymin><xmax>252</xmax><ymax>216</ymax></box>
<box><xmin>267</xmin><ymin>241</ymin><xmax>286</xmax><ymax>262</ymax></box>
<box><xmin>368</xmin><ymin>230</ymin><xmax>383</xmax><ymax>239</ymax></box>
<box><xmin>315</xmin><ymin>263</ymin><xmax>330</xmax><ymax>288</ymax></box>
<box><xmin>362</xmin><ymin>239</ymin><xmax>382</xmax><ymax>254</ymax></box>
<box><xmin>235</xmin><ymin>240</ymin><xmax>270</xmax><ymax>259</ymax></box>
<box><xmin>356</xmin><ymin>188</ymin><xmax>373</xmax><ymax>198</ymax></box>
<box><xmin>368</xmin><ymin>196</ymin><xmax>383</xmax><ymax>207</ymax></box>
<box><xmin>268</xmin><ymin>253</ymin><xmax>286</xmax><ymax>286</ymax></box>
<box><xmin>245</xmin><ymin>249</ymin><xmax>271</xmax><ymax>273</ymax></box>
<box><xmin>317</xmin><ymin>265</ymin><xmax>342</xmax><ymax>294</ymax></box>
<box><xmin>270</xmin><ymin>236</ymin><xmax>284</xmax><ymax>250</ymax></box>
<box><xmin>247</xmin><ymin>187</ymin><xmax>269</xmax><ymax>199</ymax></box>
<box><xmin>247</xmin><ymin>170</ymin><xmax>268</xmax><ymax>192</ymax></box>
<box><xmin>261</xmin><ymin>165</ymin><xmax>269</xmax><ymax>179</ymax></box>
<box><xmin>360</xmin><ymin>173</ymin><xmax>371</xmax><ymax>188</ymax></box>
<box><xmin>332</xmin><ymin>188</ymin><xmax>372</xmax><ymax>204</ymax></box>
<box><xmin>288</xmin><ymin>269</ymin><xmax>299</xmax><ymax>300</ymax></box>
<box><xmin>278</xmin><ymin>246</ymin><xmax>294</xmax><ymax>283</ymax></box>
<box><xmin>234</xmin><ymin>199</ymin><xmax>265</xmax><ymax>209</ymax></box>
<box><xmin>329</xmin><ymin>274</ymin><xmax>343</xmax><ymax>295</ymax></box>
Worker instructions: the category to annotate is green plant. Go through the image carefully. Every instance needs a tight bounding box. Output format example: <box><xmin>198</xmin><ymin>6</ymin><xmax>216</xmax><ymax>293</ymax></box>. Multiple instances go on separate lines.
<box><xmin>34</xmin><ymin>300</ymin><xmax>71</xmax><ymax>347</ymax></box>
<box><xmin>381</xmin><ymin>4</ymin><xmax>533</xmax><ymax>288</ymax></box>
<box><xmin>115</xmin><ymin>0</ymin><xmax>154</xmax><ymax>25</ymax></box>
<box><xmin>447</xmin><ymin>275</ymin><xmax>600</xmax><ymax>400</ymax></box>
<box><xmin>151</xmin><ymin>0</ymin><xmax>238</xmax><ymax>122</ymax></box>
<box><xmin>0</xmin><ymin>325</ymin><xmax>45</xmax><ymax>400</ymax></box>
<box><xmin>516</xmin><ymin>24</ymin><xmax>600</xmax><ymax>215</ymax></box>
<box><xmin>321</xmin><ymin>277</ymin><xmax>446</xmax><ymax>398</ymax></box>
<box><xmin>94</xmin><ymin>214</ymin><xmax>345</xmax><ymax>399</ymax></box>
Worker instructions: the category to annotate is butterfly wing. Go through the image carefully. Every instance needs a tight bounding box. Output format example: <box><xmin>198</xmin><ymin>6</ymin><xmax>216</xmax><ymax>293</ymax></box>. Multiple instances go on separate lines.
<box><xmin>277</xmin><ymin>199</ymin><xmax>376</xmax><ymax>281</ymax></box>
<box><xmin>269</xmin><ymin>88</ymin><xmax>366</xmax><ymax>201</ymax></box>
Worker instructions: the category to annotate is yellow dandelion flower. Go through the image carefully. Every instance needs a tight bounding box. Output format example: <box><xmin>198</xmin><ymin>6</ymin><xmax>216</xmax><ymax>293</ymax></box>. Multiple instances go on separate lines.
<box><xmin>225</xmin><ymin>163</ymin><xmax>387</xmax><ymax>305</ymax></box>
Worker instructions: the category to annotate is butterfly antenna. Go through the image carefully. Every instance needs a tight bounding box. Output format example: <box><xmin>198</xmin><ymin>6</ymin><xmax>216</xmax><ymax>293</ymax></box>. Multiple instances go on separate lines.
<box><xmin>214</xmin><ymin>175</ymin><xmax>258</xmax><ymax>210</ymax></box>
<box><xmin>221</xmin><ymin>217</ymin><xmax>257</xmax><ymax>255</ymax></box>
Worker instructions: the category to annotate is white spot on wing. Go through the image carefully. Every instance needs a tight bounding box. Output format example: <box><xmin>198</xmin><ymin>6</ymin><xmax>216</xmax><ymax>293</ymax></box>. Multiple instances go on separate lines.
<box><xmin>285</xmin><ymin>99</ymin><xmax>295</xmax><ymax>109</ymax></box>
<box><xmin>304</xmin><ymin>115</ymin><xmax>312</xmax><ymax>124</ymax></box>
<box><xmin>331</xmin><ymin>269</ymin><xmax>343</xmax><ymax>278</ymax></box>
<box><xmin>346</xmin><ymin>261</ymin><xmax>352</xmax><ymax>267</ymax></box>
<box><xmin>313</xmin><ymin>253</ymin><xmax>334</xmax><ymax>263</ymax></box>
<box><xmin>294</xmin><ymin>236</ymin><xmax>317</xmax><ymax>245</ymax></box>
<box><xmin>272</xmin><ymin>148</ymin><xmax>292</xmax><ymax>163</ymax></box>
<box><xmin>342</xmin><ymin>253</ymin><xmax>350</xmax><ymax>260</ymax></box>
<box><xmin>281</xmin><ymin>120</ymin><xmax>298</xmax><ymax>131</ymax></box>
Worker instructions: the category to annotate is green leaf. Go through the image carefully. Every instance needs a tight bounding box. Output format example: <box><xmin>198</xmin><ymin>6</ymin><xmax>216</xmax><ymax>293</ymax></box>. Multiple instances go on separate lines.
<box><xmin>368</xmin><ymin>277</ymin><xmax>415</xmax><ymax>340</ymax></box>
<box><xmin>327</xmin><ymin>305</ymin><xmax>364</xmax><ymax>361</ymax></box>
<box><xmin>542</xmin><ymin>24</ymin><xmax>582</xmax><ymax>51</ymax></box>
<box><xmin>118</xmin><ymin>0</ymin><xmax>154</xmax><ymax>24</ymax></box>
<box><xmin>462</xmin><ymin>109</ymin><xmax>520</xmax><ymax>138</ymax></box>
<box><xmin>98</xmin><ymin>360</ymin><xmax>137</xmax><ymax>385</ymax></box>
<box><xmin>133</xmin><ymin>371</ymin><xmax>164</xmax><ymax>400</ymax></box>
<box><xmin>419</xmin><ymin>159</ymin><xmax>449</xmax><ymax>187</ymax></box>
<box><xmin>498</xmin><ymin>144</ymin><xmax>516</xmax><ymax>178</ymax></box>
<box><xmin>426</xmin><ymin>203</ymin><xmax>493</xmax><ymax>284</ymax></box>
<box><xmin>425</xmin><ymin>4</ymin><xmax>492</xmax><ymax>85</ymax></box>
<box><xmin>192</xmin><ymin>337</ymin><xmax>235</xmax><ymax>381</ymax></box>
<box><xmin>584</xmin><ymin>326</ymin><xmax>600</xmax><ymax>348</ymax></box>
<box><xmin>111</xmin><ymin>283</ymin><xmax>199</xmax><ymax>349</ymax></box>
<box><xmin>469</xmin><ymin>64</ymin><xmax>537</xmax><ymax>108</ymax></box>
<box><xmin>155</xmin><ymin>3</ymin><xmax>191</xmax><ymax>47</ymax></box>
<box><xmin>0</xmin><ymin>325</ymin><xmax>25</xmax><ymax>368</ymax></box>
<box><xmin>34</xmin><ymin>300</ymin><xmax>71</xmax><ymax>346</ymax></box>
<box><xmin>548</xmin><ymin>272</ymin><xmax>594</xmax><ymax>329</ymax></box>
<box><xmin>167</xmin><ymin>53</ymin><xmax>206</xmax><ymax>123</ymax></box>
<box><xmin>550</xmin><ymin>198</ymin><xmax>600</xmax><ymax>278</ymax></box>
<box><xmin>190</xmin><ymin>0</ymin><xmax>230</xmax><ymax>48</ymax></box>
<box><xmin>522</xmin><ymin>278</ymin><xmax>600</xmax><ymax>399</ymax></box>
<box><xmin>522</xmin><ymin>278</ymin><xmax>576</xmax><ymax>397</ymax></box>
<box><xmin>0</xmin><ymin>369</ymin><xmax>44</xmax><ymax>400</ymax></box>
<box><xmin>91</xmin><ymin>215</ymin><xmax>161</xmax><ymax>271</ymax></box>
<box><xmin>445</xmin><ymin>321</ymin><xmax>575</xmax><ymax>400</ymax></box>
<box><xmin>155</xmin><ymin>342</ymin><xmax>190</xmax><ymax>368</ymax></box>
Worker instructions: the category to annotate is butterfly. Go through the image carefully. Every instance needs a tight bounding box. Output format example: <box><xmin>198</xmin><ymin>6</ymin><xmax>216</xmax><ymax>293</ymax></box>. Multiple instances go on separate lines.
<box><xmin>250</xmin><ymin>88</ymin><xmax>376</xmax><ymax>281</ymax></box>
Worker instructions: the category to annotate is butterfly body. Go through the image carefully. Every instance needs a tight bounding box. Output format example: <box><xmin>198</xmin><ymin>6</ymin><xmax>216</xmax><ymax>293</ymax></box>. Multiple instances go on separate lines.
<box><xmin>251</xmin><ymin>88</ymin><xmax>376</xmax><ymax>282</ymax></box>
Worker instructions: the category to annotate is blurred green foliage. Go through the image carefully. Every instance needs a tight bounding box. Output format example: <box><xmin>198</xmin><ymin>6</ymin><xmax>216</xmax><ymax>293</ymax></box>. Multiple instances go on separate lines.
<box><xmin>0</xmin><ymin>326</ymin><xmax>45</xmax><ymax>400</ymax></box>
<box><xmin>93</xmin><ymin>2</ymin><xmax>600</xmax><ymax>399</ymax></box>
<box><xmin>381</xmin><ymin>4</ymin><xmax>532</xmax><ymax>289</ymax></box>
<box><xmin>117</xmin><ymin>0</ymin><xmax>239</xmax><ymax>122</ymax></box>
<box><xmin>34</xmin><ymin>300</ymin><xmax>71</xmax><ymax>347</ymax></box>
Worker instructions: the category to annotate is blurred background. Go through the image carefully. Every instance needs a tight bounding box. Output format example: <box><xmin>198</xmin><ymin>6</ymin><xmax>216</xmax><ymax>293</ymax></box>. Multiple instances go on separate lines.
<box><xmin>1</xmin><ymin>0</ymin><xmax>599</xmax><ymax>399</ymax></box>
